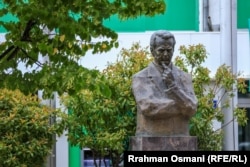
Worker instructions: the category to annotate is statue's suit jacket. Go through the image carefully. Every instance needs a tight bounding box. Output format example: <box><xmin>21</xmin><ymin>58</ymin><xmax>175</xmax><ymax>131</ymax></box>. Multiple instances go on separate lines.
<box><xmin>132</xmin><ymin>62</ymin><xmax>198</xmax><ymax>136</ymax></box>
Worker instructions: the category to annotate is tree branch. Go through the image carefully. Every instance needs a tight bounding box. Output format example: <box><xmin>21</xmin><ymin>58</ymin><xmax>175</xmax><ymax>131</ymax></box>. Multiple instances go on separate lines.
<box><xmin>19</xmin><ymin>47</ymin><xmax>43</xmax><ymax>67</ymax></box>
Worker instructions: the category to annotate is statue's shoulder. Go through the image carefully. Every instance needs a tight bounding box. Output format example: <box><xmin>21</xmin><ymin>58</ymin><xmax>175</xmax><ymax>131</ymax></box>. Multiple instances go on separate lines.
<box><xmin>132</xmin><ymin>66</ymin><xmax>149</xmax><ymax>78</ymax></box>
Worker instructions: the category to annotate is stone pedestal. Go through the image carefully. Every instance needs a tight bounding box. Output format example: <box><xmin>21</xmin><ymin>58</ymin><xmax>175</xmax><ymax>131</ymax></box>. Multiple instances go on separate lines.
<box><xmin>130</xmin><ymin>136</ymin><xmax>197</xmax><ymax>151</ymax></box>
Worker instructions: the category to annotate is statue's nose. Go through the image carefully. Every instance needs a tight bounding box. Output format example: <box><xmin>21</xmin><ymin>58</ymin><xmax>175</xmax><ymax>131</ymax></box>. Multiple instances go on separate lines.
<box><xmin>162</xmin><ymin>50</ymin><xmax>166</xmax><ymax>55</ymax></box>
<box><xmin>163</xmin><ymin>51</ymin><xmax>169</xmax><ymax>56</ymax></box>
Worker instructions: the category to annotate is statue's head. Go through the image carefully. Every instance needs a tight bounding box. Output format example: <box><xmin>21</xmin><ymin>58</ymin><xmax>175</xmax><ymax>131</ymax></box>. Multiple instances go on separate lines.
<box><xmin>150</xmin><ymin>30</ymin><xmax>176</xmax><ymax>66</ymax></box>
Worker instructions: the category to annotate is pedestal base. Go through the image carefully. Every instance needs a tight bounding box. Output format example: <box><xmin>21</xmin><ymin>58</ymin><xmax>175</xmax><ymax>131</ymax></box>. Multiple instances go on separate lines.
<box><xmin>130</xmin><ymin>136</ymin><xmax>197</xmax><ymax>151</ymax></box>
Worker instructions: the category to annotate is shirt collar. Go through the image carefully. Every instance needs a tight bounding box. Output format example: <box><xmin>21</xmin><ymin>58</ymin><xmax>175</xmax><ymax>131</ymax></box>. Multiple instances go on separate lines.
<box><xmin>152</xmin><ymin>61</ymin><xmax>172</xmax><ymax>73</ymax></box>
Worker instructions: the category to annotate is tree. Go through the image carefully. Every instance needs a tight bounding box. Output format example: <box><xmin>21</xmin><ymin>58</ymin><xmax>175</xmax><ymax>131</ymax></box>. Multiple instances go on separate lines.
<box><xmin>174</xmin><ymin>44</ymin><xmax>248</xmax><ymax>150</ymax></box>
<box><xmin>0</xmin><ymin>0</ymin><xmax>166</xmax><ymax>98</ymax></box>
<box><xmin>0</xmin><ymin>88</ymin><xmax>66</xmax><ymax>167</ymax></box>
<box><xmin>62</xmin><ymin>43</ymin><xmax>152</xmax><ymax>167</ymax></box>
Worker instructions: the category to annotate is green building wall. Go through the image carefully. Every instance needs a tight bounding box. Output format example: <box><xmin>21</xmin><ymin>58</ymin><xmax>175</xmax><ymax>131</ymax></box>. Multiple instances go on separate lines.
<box><xmin>238</xmin><ymin>0</ymin><xmax>250</xmax><ymax>29</ymax></box>
<box><xmin>104</xmin><ymin>0</ymin><xmax>199</xmax><ymax>32</ymax></box>
<box><xmin>69</xmin><ymin>144</ymin><xmax>81</xmax><ymax>167</ymax></box>
<box><xmin>0</xmin><ymin>0</ymin><xmax>250</xmax><ymax>33</ymax></box>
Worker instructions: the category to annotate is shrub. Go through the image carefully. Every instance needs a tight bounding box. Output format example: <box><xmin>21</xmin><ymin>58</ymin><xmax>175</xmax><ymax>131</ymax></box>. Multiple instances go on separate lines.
<box><xmin>63</xmin><ymin>43</ymin><xmax>152</xmax><ymax>167</ymax></box>
<box><xmin>0</xmin><ymin>88</ymin><xmax>66</xmax><ymax>167</ymax></box>
<box><xmin>174</xmin><ymin>44</ymin><xmax>248</xmax><ymax>150</ymax></box>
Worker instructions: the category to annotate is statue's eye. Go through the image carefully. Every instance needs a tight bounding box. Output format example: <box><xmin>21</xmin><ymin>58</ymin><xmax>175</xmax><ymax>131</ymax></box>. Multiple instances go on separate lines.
<box><xmin>157</xmin><ymin>49</ymin><xmax>165</xmax><ymax>53</ymax></box>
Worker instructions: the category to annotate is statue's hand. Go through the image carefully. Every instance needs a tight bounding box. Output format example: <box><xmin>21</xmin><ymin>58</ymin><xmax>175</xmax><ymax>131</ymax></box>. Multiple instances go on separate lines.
<box><xmin>162</xmin><ymin>63</ymin><xmax>175</xmax><ymax>87</ymax></box>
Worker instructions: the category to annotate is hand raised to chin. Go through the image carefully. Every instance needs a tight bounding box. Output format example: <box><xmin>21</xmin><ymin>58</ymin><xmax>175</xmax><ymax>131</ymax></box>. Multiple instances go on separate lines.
<box><xmin>162</xmin><ymin>62</ymin><xmax>175</xmax><ymax>87</ymax></box>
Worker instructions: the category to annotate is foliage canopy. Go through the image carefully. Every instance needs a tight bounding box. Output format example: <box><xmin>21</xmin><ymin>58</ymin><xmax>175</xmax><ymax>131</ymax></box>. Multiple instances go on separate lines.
<box><xmin>0</xmin><ymin>0</ymin><xmax>166</xmax><ymax>97</ymax></box>
<box><xmin>174</xmin><ymin>44</ymin><xmax>248</xmax><ymax>150</ymax></box>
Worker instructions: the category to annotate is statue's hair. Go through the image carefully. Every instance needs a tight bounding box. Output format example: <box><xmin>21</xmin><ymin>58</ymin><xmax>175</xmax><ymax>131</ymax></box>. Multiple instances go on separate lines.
<box><xmin>150</xmin><ymin>30</ymin><xmax>176</xmax><ymax>52</ymax></box>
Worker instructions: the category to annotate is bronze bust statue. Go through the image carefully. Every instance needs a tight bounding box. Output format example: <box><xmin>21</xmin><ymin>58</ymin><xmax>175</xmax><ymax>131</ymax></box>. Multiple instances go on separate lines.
<box><xmin>132</xmin><ymin>30</ymin><xmax>198</xmax><ymax>136</ymax></box>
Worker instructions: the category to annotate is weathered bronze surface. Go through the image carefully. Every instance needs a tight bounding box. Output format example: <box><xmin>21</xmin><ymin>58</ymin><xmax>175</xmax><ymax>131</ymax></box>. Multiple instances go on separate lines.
<box><xmin>132</xmin><ymin>30</ymin><xmax>198</xmax><ymax>137</ymax></box>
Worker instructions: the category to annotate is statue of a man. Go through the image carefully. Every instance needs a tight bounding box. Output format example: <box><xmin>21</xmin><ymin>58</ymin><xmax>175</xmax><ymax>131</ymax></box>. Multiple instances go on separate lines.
<box><xmin>132</xmin><ymin>30</ymin><xmax>198</xmax><ymax>136</ymax></box>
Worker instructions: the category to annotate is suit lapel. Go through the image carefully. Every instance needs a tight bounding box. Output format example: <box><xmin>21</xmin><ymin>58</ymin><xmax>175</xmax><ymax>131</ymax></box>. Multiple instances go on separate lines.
<box><xmin>147</xmin><ymin>63</ymin><xmax>167</xmax><ymax>91</ymax></box>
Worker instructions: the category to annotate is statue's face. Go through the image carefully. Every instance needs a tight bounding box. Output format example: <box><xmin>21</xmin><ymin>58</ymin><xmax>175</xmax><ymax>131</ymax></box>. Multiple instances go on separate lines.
<box><xmin>152</xmin><ymin>37</ymin><xmax>174</xmax><ymax>66</ymax></box>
